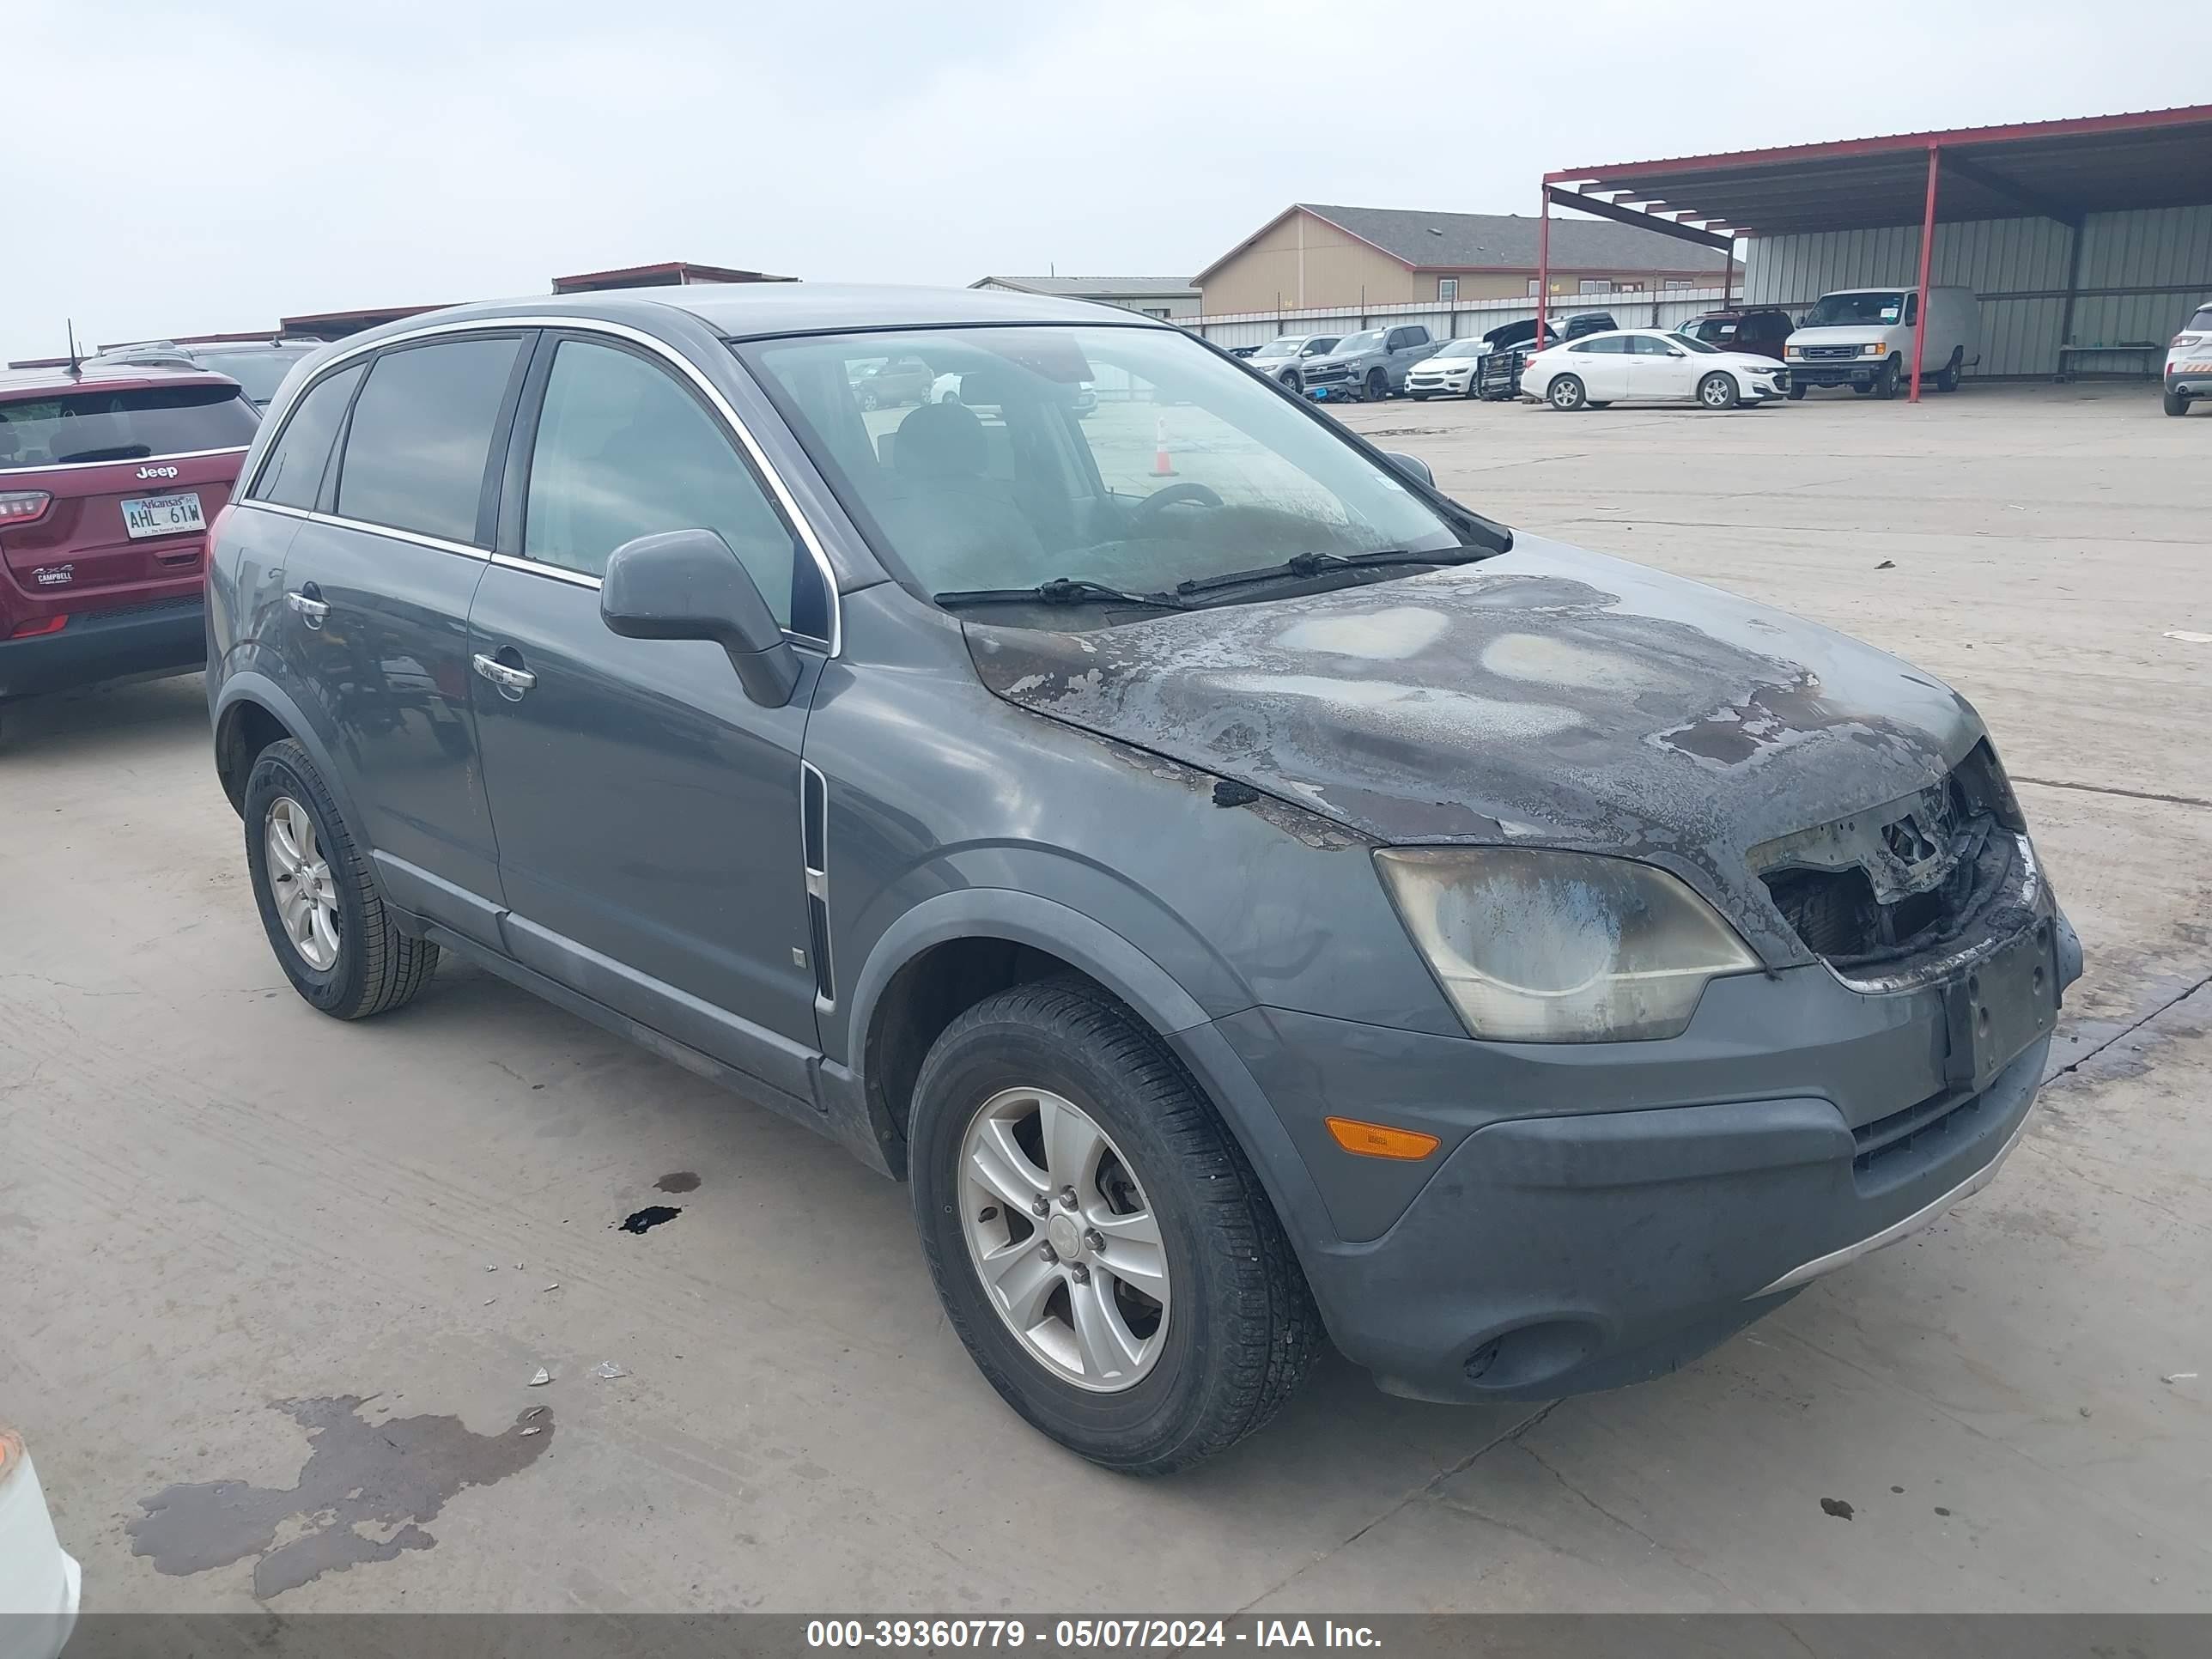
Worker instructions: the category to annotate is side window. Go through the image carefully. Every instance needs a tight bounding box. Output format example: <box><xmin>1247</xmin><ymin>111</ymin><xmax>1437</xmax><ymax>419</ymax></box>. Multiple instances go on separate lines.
<box><xmin>337</xmin><ymin>337</ymin><xmax>520</xmax><ymax>544</ymax></box>
<box><xmin>1628</xmin><ymin>335</ymin><xmax>1676</xmax><ymax>356</ymax></box>
<box><xmin>1571</xmin><ymin>337</ymin><xmax>1626</xmax><ymax>355</ymax></box>
<box><xmin>522</xmin><ymin>338</ymin><xmax>800</xmax><ymax>626</ymax></box>
<box><xmin>252</xmin><ymin>363</ymin><xmax>364</xmax><ymax>510</ymax></box>
<box><xmin>1903</xmin><ymin>293</ymin><xmax>1920</xmax><ymax>325</ymax></box>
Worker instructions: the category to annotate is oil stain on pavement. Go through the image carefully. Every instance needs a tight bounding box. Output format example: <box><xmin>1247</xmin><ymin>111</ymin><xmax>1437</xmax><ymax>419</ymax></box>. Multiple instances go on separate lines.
<box><xmin>128</xmin><ymin>1395</ymin><xmax>552</xmax><ymax>1598</ymax></box>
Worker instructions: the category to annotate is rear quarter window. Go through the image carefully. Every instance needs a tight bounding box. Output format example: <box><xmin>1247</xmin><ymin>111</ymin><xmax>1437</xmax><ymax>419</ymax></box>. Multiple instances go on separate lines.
<box><xmin>0</xmin><ymin>383</ymin><xmax>258</xmax><ymax>471</ymax></box>
<box><xmin>252</xmin><ymin>363</ymin><xmax>366</xmax><ymax>510</ymax></box>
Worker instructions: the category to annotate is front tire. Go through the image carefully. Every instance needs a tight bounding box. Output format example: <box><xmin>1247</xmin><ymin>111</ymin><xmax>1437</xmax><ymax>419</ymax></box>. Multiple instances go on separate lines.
<box><xmin>1789</xmin><ymin>382</ymin><xmax>1807</xmax><ymax>400</ymax></box>
<box><xmin>1547</xmin><ymin>374</ymin><xmax>1587</xmax><ymax>411</ymax></box>
<box><xmin>1875</xmin><ymin>358</ymin><xmax>1902</xmax><ymax>399</ymax></box>
<box><xmin>1698</xmin><ymin>371</ymin><xmax>1740</xmax><ymax>410</ymax></box>
<box><xmin>910</xmin><ymin>979</ymin><xmax>1322</xmax><ymax>1474</ymax></box>
<box><xmin>1364</xmin><ymin>368</ymin><xmax>1389</xmax><ymax>402</ymax></box>
<box><xmin>244</xmin><ymin>738</ymin><xmax>438</xmax><ymax>1020</ymax></box>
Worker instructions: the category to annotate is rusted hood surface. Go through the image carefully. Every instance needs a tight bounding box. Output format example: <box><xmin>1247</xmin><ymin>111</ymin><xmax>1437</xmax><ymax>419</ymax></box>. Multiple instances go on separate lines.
<box><xmin>963</xmin><ymin>538</ymin><xmax>1985</xmax><ymax>962</ymax></box>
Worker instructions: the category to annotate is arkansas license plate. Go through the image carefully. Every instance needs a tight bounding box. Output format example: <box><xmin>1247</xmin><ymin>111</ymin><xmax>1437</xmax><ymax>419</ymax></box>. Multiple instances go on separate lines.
<box><xmin>122</xmin><ymin>491</ymin><xmax>204</xmax><ymax>539</ymax></box>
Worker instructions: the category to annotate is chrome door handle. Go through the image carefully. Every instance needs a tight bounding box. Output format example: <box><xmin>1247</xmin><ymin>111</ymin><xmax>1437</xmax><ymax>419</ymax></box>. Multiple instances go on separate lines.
<box><xmin>471</xmin><ymin>653</ymin><xmax>537</xmax><ymax>696</ymax></box>
<box><xmin>285</xmin><ymin>590</ymin><xmax>329</xmax><ymax>629</ymax></box>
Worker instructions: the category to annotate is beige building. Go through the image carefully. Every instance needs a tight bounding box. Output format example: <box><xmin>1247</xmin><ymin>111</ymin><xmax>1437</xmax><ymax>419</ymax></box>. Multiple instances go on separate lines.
<box><xmin>1194</xmin><ymin>204</ymin><xmax>1740</xmax><ymax>316</ymax></box>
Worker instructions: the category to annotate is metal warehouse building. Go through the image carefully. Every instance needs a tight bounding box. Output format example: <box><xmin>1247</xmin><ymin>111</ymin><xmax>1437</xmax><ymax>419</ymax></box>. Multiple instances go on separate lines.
<box><xmin>1540</xmin><ymin>105</ymin><xmax>2212</xmax><ymax>398</ymax></box>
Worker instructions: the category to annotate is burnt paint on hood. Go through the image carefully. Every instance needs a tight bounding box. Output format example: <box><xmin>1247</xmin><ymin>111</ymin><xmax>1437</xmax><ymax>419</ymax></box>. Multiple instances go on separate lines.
<box><xmin>962</xmin><ymin>538</ymin><xmax>1984</xmax><ymax>965</ymax></box>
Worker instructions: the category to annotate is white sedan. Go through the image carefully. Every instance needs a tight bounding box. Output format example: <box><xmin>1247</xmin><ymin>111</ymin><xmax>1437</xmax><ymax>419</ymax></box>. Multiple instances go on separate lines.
<box><xmin>1521</xmin><ymin>328</ymin><xmax>1790</xmax><ymax>411</ymax></box>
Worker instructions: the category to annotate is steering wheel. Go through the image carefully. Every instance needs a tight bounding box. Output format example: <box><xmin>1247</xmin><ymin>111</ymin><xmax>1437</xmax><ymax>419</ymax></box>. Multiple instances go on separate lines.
<box><xmin>1130</xmin><ymin>481</ymin><xmax>1224</xmax><ymax>532</ymax></box>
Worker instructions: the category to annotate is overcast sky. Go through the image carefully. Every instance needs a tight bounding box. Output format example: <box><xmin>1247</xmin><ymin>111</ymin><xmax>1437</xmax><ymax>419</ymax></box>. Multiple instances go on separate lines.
<box><xmin>8</xmin><ymin>0</ymin><xmax>2194</xmax><ymax>363</ymax></box>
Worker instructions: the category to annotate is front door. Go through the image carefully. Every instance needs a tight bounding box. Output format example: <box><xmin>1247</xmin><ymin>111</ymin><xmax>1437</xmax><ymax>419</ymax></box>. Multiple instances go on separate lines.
<box><xmin>1627</xmin><ymin>333</ymin><xmax>1699</xmax><ymax>400</ymax></box>
<box><xmin>273</xmin><ymin>332</ymin><xmax>530</xmax><ymax>943</ymax></box>
<box><xmin>466</xmin><ymin>331</ymin><xmax>830</xmax><ymax>1100</ymax></box>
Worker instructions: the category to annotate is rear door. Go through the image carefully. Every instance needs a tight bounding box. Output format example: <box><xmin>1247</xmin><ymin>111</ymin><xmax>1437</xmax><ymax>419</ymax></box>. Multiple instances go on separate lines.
<box><xmin>0</xmin><ymin>380</ymin><xmax>257</xmax><ymax>634</ymax></box>
<box><xmin>1565</xmin><ymin>336</ymin><xmax>1631</xmax><ymax>398</ymax></box>
<box><xmin>465</xmin><ymin>331</ymin><xmax>830</xmax><ymax>1097</ymax></box>
<box><xmin>273</xmin><ymin>331</ymin><xmax>531</xmax><ymax>944</ymax></box>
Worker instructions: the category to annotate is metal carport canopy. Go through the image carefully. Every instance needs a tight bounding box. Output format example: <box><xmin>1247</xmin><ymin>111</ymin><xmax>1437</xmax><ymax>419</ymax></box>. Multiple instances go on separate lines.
<box><xmin>1535</xmin><ymin>105</ymin><xmax>2212</xmax><ymax>401</ymax></box>
<box><xmin>1545</xmin><ymin>105</ymin><xmax>2212</xmax><ymax>236</ymax></box>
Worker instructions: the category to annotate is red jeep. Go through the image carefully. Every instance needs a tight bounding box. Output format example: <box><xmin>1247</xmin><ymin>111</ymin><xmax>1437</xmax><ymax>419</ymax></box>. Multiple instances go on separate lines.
<box><xmin>0</xmin><ymin>365</ymin><xmax>258</xmax><ymax>723</ymax></box>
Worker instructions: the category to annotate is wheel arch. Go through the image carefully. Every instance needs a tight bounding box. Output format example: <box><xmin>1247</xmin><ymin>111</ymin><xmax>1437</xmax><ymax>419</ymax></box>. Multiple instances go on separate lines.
<box><xmin>843</xmin><ymin>887</ymin><xmax>1341</xmax><ymax>1301</ymax></box>
<box><xmin>212</xmin><ymin>672</ymin><xmax>366</xmax><ymax>840</ymax></box>
<box><xmin>846</xmin><ymin>889</ymin><xmax>1217</xmax><ymax>1163</ymax></box>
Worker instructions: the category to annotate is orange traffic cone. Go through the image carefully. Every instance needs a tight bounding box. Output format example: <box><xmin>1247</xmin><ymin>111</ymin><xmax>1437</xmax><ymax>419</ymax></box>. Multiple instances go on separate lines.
<box><xmin>1152</xmin><ymin>414</ymin><xmax>1176</xmax><ymax>477</ymax></box>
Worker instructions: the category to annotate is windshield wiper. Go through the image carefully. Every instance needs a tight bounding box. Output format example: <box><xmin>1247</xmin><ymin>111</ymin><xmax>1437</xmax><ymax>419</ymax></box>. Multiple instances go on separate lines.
<box><xmin>1172</xmin><ymin>544</ymin><xmax>1493</xmax><ymax>600</ymax></box>
<box><xmin>934</xmin><ymin>576</ymin><xmax>1191</xmax><ymax>611</ymax></box>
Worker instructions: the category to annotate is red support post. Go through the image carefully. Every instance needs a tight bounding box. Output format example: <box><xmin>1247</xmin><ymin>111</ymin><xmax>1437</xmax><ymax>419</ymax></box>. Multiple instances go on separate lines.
<box><xmin>1910</xmin><ymin>143</ymin><xmax>1940</xmax><ymax>403</ymax></box>
<box><xmin>1536</xmin><ymin>189</ymin><xmax>1551</xmax><ymax>344</ymax></box>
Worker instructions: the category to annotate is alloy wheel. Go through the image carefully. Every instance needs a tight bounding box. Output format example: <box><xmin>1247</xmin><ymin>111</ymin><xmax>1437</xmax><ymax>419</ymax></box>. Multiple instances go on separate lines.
<box><xmin>957</xmin><ymin>1085</ymin><xmax>1170</xmax><ymax>1392</ymax></box>
<box><xmin>265</xmin><ymin>796</ymin><xmax>340</xmax><ymax>970</ymax></box>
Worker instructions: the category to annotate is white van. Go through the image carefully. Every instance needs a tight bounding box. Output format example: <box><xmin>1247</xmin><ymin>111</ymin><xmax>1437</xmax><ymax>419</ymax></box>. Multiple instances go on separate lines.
<box><xmin>1784</xmin><ymin>285</ymin><xmax>1980</xmax><ymax>399</ymax></box>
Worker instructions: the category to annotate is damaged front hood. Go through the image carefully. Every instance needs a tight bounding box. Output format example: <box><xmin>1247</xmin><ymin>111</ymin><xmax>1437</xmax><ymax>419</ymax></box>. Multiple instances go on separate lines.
<box><xmin>963</xmin><ymin>538</ymin><xmax>1985</xmax><ymax>963</ymax></box>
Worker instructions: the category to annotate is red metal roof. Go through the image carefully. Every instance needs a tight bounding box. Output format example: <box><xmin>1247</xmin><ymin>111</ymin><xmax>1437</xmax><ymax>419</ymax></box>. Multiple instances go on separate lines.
<box><xmin>1547</xmin><ymin>105</ymin><xmax>2212</xmax><ymax>236</ymax></box>
<box><xmin>278</xmin><ymin>303</ymin><xmax>451</xmax><ymax>338</ymax></box>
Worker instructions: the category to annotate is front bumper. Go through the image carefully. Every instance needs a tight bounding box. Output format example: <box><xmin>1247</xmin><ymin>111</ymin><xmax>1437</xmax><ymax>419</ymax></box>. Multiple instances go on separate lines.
<box><xmin>1301</xmin><ymin>368</ymin><xmax>1368</xmax><ymax>400</ymax></box>
<box><xmin>1788</xmin><ymin>356</ymin><xmax>1890</xmax><ymax>387</ymax></box>
<box><xmin>0</xmin><ymin>593</ymin><xmax>204</xmax><ymax>700</ymax></box>
<box><xmin>1407</xmin><ymin>370</ymin><xmax>1474</xmax><ymax>397</ymax></box>
<box><xmin>1202</xmin><ymin>902</ymin><xmax>2081</xmax><ymax>1404</ymax></box>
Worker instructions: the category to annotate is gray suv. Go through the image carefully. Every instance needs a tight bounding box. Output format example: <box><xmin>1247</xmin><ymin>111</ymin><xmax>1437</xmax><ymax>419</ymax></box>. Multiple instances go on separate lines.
<box><xmin>207</xmin><ymin>284</ymin><xmax>2081</xmax><ymax>1474</ymax></box>
<box><xmin>1296</xmin><ymin>324</ymin><xmax>1437</xmax><ymax>401</ymax></box>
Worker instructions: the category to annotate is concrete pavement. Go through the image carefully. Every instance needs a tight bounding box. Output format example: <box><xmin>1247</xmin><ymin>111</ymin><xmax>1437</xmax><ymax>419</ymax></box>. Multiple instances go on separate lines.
<box><xmin>2</xmin><ymin>383</ymin><xmax>2204</xmax><ymax>1612</ymax></box>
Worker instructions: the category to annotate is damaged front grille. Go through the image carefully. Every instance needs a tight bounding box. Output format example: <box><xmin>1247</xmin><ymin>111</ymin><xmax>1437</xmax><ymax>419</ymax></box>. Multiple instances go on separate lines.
<box><xmin>1750</xmin><ymin>742</ymin><xmax>2029</xmax><ymax>974</ymax></box>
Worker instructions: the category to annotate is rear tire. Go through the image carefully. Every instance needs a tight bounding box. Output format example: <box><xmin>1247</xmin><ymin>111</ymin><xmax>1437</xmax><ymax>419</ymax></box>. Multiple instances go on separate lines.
<box><xmin>1936</xmin><ymin>349</ymin><xmax>1963</xmax><ymax>392</ymax></box>
<box><xmin>1547</xmin><ymin>374</ymin><xmax>1588</xmax><ymax>412</ymax></box>
<box><xmin>909</xmin><ymin>978</ymin><xmax>1322</xmax><ymax>1474</ymax></box>
<box><xmin>1698</xmin><ymin>371</ymin><xmax>1741</xmax><ymax>410</ymax></box>
<box><xmin>2165</xmin><ymin>388</ymin><xmax>2190</xmax><ymax>416</ymax></box>
<box><xmin>244</xmin><ymin>738</ymin><xmax>438</xmax><ymax>1020</ymax></box>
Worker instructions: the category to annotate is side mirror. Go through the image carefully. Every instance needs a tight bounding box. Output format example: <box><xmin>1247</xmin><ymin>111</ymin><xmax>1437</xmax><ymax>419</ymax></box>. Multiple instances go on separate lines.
<box><xmin>601</xmin><ymin>527</ymin><xmax>800</xmax><ymax>708</ymax></box>
<box><xmin>1382</xmin><ymin>450</ymin><xmax>1434</xmax><ymax>488</ymax></box>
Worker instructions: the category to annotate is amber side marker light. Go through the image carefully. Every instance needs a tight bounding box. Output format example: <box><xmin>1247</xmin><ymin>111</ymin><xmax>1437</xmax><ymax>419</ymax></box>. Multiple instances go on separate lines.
<box><xmin>1324</xmin><ymin>1116</ymin><xmax>1440</xmax><ymax>1160</ymax></box>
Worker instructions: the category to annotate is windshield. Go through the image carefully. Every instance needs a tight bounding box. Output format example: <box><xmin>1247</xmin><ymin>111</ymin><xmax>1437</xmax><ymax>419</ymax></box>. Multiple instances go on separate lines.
<box><xmin>1249</xmin><ymin>337</ymin><xmax>1301</xmax><ymax>359</ymax></box>
<box><xmin>1300</xmin><ymin>337</ymin><xmax>1340</xmax><ymax>356</ymax></box>
<box><xmin>1334</xmin><ymin>331</ymin><xmax>1384</xmax><ymax>353</ymax></box>
<box><xmin>1804</xmin><ymin>292</ymin><xmax>1905</xmax><ymax>328</ymax></box>
<box><xmin>1432</xmin><ymin>338</ymin><xmax>1486</xmax><ymax>359</ymax></box>
<box><xmin>193</xmin><ymin>349</ymin><xmax>305</xmax><ymax>404</ymax></box>
<box><xmin>1669</xmin><ymin>332</ymin><xmax>1724</xmax><ymax>355</ymax></box>
<box><xmin>741</xmin><ymin>325</ymin><xmax>1476</xmax><ymax>612</ymax></box>
<box><xmin>0</xmin><ymin>382</ymin><xmax>258</xmax><ymax>471</ymax></box>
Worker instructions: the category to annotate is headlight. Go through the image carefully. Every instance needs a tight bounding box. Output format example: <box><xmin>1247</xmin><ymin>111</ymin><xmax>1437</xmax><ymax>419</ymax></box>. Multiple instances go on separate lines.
<box><xmin>1862</xmin><ymin>343</ymin><xmax>1887</xmax><ymax>356</ymax></box>
<box><xmin>1374</xmin><ymin>848</ymin><xmax>1758</xmax><ymax>1042</ymax></box>
<box><xmin>1784</xmin><ymin>344</ymin><xmax>1801</xmax><ymax>356</ymax></box>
